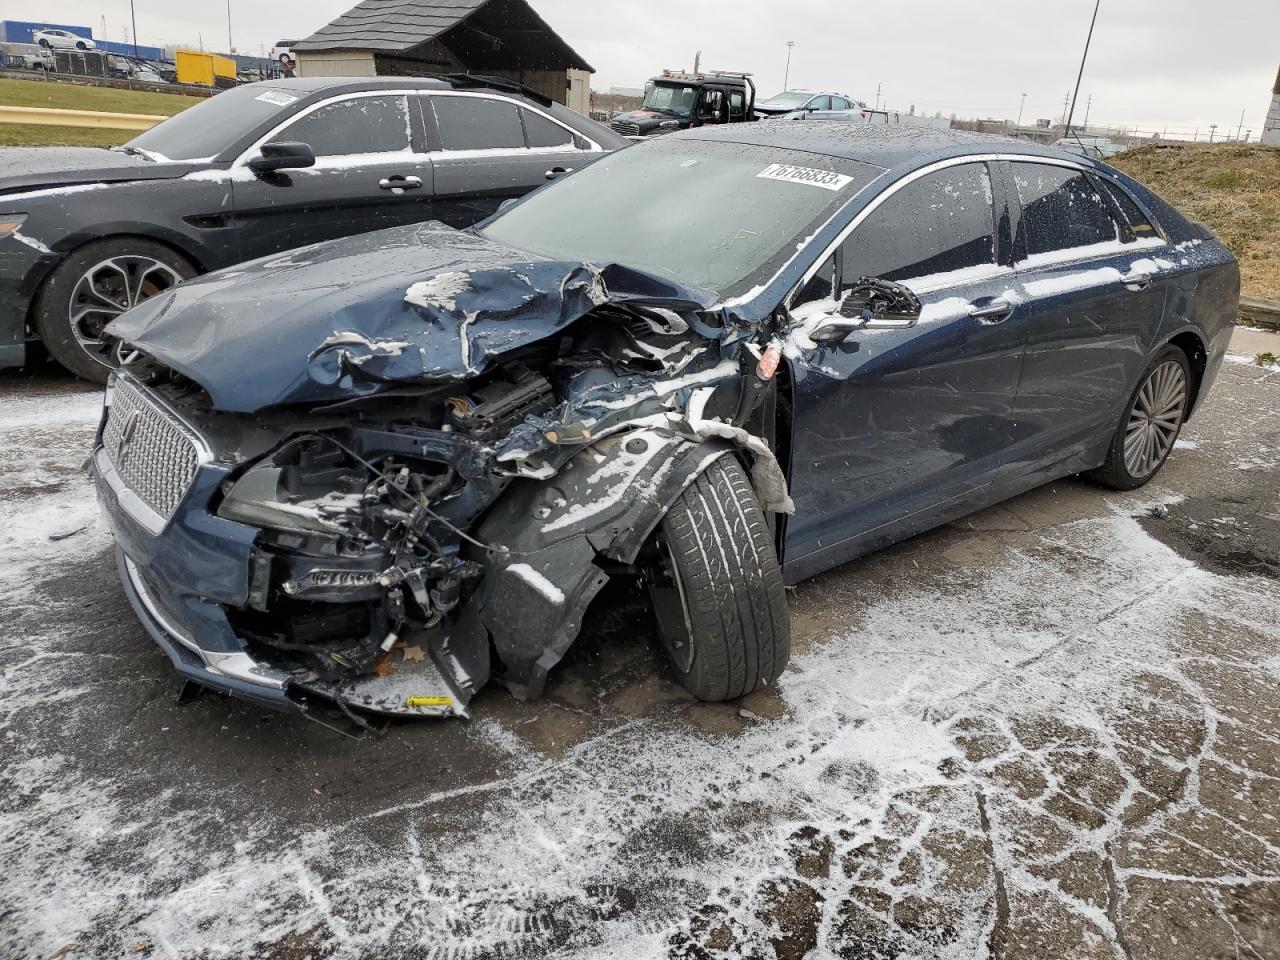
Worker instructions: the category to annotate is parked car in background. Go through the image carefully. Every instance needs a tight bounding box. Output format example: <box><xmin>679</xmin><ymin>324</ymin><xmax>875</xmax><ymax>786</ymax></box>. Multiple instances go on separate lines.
<box><xmin>609</xmin><ymin>70</ymin><xmax>755</xmax><ymax>138</ymax></box>
<box><xmin>755</xmin><ymin>90</ymin><xmax>863</xmax><ymax>119</ymax></box>
<box><xmin>92</xmin><ymin>123</ymin><xmax>1237</xmax><ymax>722</ymax></box>
<box><xmin>0</xmin><ymin>75</ymin><xmax>626</xmax><ymax>381</ymax></box>
<box><xmin>0</xmin><ymin>41</ymin><xmax>54</xmax><ymax>71</ymax></box>
<box><xmin>34</xmin><ymin>29</ymin><xmax>95</xmax><ymax>50</ymax></box>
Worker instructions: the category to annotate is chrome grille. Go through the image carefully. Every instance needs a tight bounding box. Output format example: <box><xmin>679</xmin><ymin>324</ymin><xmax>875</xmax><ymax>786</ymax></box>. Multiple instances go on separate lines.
<box><xmin>610</xmin><ymin>120</ymin><xmax>641</xmax><ymax>137</ymax></box>
<box><xmin>102</xmin><ymin>377</ymin><xmax>203</xmax><ymax>522</ymax></box>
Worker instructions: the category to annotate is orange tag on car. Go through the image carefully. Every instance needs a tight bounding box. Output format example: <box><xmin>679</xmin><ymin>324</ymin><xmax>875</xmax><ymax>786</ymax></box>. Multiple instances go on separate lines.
<box><xmin>756</xmin><ymin>341</ymin><xmax>782</xmax><ymax>381</ymax></box>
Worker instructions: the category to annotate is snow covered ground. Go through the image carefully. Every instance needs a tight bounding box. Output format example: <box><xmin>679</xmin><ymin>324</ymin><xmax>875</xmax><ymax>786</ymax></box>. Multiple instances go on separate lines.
<box><xmin>1</xmin><ymin>354</ymin><xmax>1278</xmax><ymax>960</ymax></box>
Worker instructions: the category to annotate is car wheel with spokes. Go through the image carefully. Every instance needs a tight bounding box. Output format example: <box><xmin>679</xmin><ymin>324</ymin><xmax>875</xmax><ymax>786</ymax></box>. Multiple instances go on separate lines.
<box><xmin>1088</xmin><ymin>345</ymin><xmax>1191</xmax><ymax>490</ymax></box>
<box><xmin>34</xmin><ymin>238</ymin><xmax>196</xmax><ymax>382</ymax></box>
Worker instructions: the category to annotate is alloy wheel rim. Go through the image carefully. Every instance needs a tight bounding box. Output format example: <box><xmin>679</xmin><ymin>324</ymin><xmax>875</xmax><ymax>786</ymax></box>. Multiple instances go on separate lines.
<box><xmin>1123</xmin><ymin>360</ymin><xmax>1188</xmax><ymax>479</ymax></box>
<box><xmin>67</xmin><ymin>256</ymin><xmax>184</xmax><ymax>364</ymax></box>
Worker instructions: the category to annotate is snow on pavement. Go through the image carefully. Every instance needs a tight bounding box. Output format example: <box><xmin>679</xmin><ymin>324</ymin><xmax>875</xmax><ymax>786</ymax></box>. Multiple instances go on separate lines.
<box><xmin>2</xmin><ymin>377</ymin><xmax>1278</xmax><ymax>959</ymax></box>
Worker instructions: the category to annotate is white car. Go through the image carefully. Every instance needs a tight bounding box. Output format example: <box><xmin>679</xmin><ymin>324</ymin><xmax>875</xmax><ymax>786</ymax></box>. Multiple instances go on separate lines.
<box><xmin>34</xmin><ymin>29</ymin><xmax>95</xmax><ymax>50</ymax></box>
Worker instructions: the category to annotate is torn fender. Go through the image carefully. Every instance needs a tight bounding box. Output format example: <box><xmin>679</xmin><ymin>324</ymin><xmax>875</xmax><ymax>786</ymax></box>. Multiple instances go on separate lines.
<box><xmin>474</xmin><ymin>429</ymin><xmax>737</xmax><ymax>699</ymax></box>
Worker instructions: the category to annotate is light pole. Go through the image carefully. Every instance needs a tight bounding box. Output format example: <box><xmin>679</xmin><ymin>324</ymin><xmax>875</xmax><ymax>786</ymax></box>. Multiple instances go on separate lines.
<box><xmin>226</xmin><ymin>0</ymin><xmax>234</xmax><ymax>55</ymax></box>
<box><xmin>1016</xmin><ymin>92</ymin><xmax>1027</xmax><ymax>129</ymax></box>
<box><xmin>1065</xmin><ymin>0</ymin><xmax>1102</xmax><ymax>136</ymax></box>
<box><xmin>783</xmin><ymin>41</ymin><xmax>795</xmax><ymax>91</ymax></box>
<box><xmin>129</xmin><ymin>0</ymin><xmax>139</xmax><ymax>58</ymax></box>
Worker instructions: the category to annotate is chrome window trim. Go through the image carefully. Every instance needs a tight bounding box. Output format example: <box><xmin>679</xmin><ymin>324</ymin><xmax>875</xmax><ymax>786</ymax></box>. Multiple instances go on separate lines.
<box><xmin>779</xmin><ymin>152</ymin><xmax>1163</xmax><ymax>309</ymax></box>
<box><xmin>422</xmin><ymin>90</ymin><xmax>604</xmax><ymax>155</ymax></box>
<box><xmin>233</xmin><ymin>89</ymin><xmax>423</xmax><ymax>169</ymax></box>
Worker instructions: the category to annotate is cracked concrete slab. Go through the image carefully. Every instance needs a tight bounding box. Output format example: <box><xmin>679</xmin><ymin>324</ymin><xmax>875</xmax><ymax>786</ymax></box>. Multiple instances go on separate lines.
<box><xmin>1</xmin><ymin>331</ymin><xmax>1278</xmax><ymax>960</ymax></box>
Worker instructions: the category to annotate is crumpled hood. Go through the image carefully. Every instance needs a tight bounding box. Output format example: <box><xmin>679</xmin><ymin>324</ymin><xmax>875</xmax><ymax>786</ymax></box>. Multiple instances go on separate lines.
<box><xmin>108</xmin><ymin>221</ymin><xmax>717</xmax><ymax>413</ymax></box>
<box><xmin>0</xmin><ymin>147</ymin><xmax>206</xmax><ymax>195</ymax></box>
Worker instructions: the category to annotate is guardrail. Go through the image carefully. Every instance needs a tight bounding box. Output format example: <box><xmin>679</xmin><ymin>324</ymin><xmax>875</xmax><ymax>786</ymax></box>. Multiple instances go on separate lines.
<box><xmin>1240</xmin><ymin>297</ymin><xmax>1280</xmax><ymax>332</ymax></box>
<box><xmin>0</xmin><ymin>104</ymin><xmax>164</xmax><ymax>131</ymax></box>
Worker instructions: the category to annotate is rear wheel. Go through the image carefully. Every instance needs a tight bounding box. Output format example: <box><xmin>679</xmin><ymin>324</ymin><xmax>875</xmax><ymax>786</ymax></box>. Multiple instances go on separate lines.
<box><xmin>34</xmin><ymin>238</ymin><xmax>195</xmax><ymax>383</ymax></box>
<box><xmin>1088</xmin><ymin>345</ymin><xmax>1191</xmax><ymax>490</ymax></box>
<box><xmin>644</xmin><ymin>457</ymin><xmax>791</xmax><ymax>701</ymax></box>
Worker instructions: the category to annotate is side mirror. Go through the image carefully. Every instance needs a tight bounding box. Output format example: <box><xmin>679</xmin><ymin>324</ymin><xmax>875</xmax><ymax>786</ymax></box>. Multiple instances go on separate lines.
<box><xmin>248</xmin><ymin>141</ymin><xmax>316</xmax><ymax>174</ymax></box>
<box><xmin>811</xmin><ymin>278</ymin><xmax>922</xmax><ymax>344</ymax></box>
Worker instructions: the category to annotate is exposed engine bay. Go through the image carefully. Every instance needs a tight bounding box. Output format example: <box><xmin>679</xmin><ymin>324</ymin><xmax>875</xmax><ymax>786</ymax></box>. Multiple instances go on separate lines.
<box><xmin>100</xmin><ymin>240</ymin><xmax>795</xmax><ymax>724</ymax></box>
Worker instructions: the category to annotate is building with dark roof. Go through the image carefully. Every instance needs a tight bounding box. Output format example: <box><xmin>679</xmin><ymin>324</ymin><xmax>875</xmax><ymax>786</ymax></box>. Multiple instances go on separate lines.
<box><xmin>292</xmin><ymin>0</ymin><xmax>592</xmax><ymax>113</ymax></box>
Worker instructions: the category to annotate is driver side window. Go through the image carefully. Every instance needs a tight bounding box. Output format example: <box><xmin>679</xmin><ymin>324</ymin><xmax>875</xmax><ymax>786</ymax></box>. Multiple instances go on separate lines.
<box><xmin>268</xmin><ymin>95</ymin><xmax>411</xmax><ymax>157</ymax></box>
<box><xmin>840</xmin><ymin>163</ymin><xmax>997</xmax><ymax>288</ymax></box>
<box><xmin>698</xmin><ymin>89</ymin><xmax>724</xmax><ymax>121</ymax></box>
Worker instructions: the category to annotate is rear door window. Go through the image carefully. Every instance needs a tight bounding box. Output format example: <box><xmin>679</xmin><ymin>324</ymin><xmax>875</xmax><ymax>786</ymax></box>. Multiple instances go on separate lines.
<box><xmin>520</xmin><ymin>108</ymin><xmax>574</xmax><ymax>149</ymax></box>
<box><xmin>840</xmin><ymin>163</ymin><xmax>997</xmax><ymax>286</ymax></box>
<box><xmin>269</xmin><ymin>95</ymin><xmax>410</xmax><ymax>156</ymax></box>
<box><xmin>1012</xmin><ymin>162</ymin><xmax>1121</xmax><ymax>260</ymax></box>
<box><xmin>432</xmin><ymin>95</ymin><xmax>524</xmax><ymax>151</ymax></box>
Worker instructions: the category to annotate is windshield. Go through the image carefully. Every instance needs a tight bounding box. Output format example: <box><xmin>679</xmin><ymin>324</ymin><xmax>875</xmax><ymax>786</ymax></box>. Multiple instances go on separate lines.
<box><xmin>124</xmin><ymin>85</ymin><xmax>302</xmax><ymax>161</ymax></box>
<box><xmin>480</xmin><ymin>140</ymin><xmax>880</xmax><ymax>297</ymax></box>
<box><xmin>641</xmin><ymin>82</ymin><xmax>698</xmax><ymax>118</ymax></box>
<box><xmin>759</xmin><ymin>92</ymin><xmax>812</xmax><ymax>109</ymax></box>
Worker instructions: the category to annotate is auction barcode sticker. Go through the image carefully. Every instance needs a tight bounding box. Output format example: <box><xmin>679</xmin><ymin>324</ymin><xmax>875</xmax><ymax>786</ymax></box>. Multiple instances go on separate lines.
<box><xmin>756</xmin><ymin>163</ymin><xmax>853</xmax><ymax>192</ymax></box>
<box><xmin>255</xmin><ymin>90</ymin><xmax>299</xmax><ymax>107</ymax></box>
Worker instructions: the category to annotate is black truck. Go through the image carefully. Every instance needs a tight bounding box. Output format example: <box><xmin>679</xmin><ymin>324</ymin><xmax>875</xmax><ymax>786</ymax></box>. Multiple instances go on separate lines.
<box><xmin>609</xmin><ymin>70</ymin><xmax>756</xmax><ymax>138</ymax></box>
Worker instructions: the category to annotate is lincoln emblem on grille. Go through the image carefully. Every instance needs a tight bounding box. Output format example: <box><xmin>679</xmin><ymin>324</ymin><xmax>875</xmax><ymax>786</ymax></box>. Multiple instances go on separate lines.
<box><xmin>117</xmin><ymin>410</ymin><xmax>142</xmax><ymax>466</ymax></box>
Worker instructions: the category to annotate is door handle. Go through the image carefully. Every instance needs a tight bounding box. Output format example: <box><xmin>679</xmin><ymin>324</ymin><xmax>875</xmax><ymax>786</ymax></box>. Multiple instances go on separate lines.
<box><xmin>545</xmin><ymin>166</ymin><xmax>573</xmax><ymax>181</ymax></box>
<box><xmin>379</xmin><ymin>175</ymin><xmax>423</xmax><ymax>191</ymax></box>
<box><xmin>968</xmin><ymin>302</ymin><xmax>1013</xmax><ymax>324</ymax></box>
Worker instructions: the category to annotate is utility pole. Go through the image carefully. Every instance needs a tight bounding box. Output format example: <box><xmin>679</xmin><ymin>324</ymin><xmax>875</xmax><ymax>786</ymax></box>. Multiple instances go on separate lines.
<box><xmin>783</xmin><ymin>41</ymin><xmax>795</xmax><ymax>90</ymax></box>
<box><xmin>1245</xmin><ymin>129</ymin><xmax>1252</xmax><ymax>143</ymax></box>
<box><xmin>1065</xmin><ymin>0</ymin><xmax>1102</xmax><ymax>136</ymax></box>
<box><xmin>1062</xmin><ymin>91</ymin><xmax>1071</xmax><ymax>127</ymax></box>
<box><xmin>226</xmin><ymin>0</ymin><xmax>234</xmax><ymax>54</ymax></box>
<box><xmin>1208</xmin><ymin>124</ymin><xmax>1218</xmax><ymax>142</ymax></box>
<box><xmin>1016</xmin><ymin>92</ymin><xmax>1027</xmax><ymax>128</ymax></box>
<box><xmin>1083</xmin><ymin>94</ymin><xmax>1093</xmax><ymax>130</ymax></box>
<box><xmin>129</xmin><ymin>0</ymin><xmax>139</xmax><ymax>57</ymax></box>
<box><xmin>1235</xmin><ymin>108</ymin><xmax>1246</xmax><ymax>141</ymax></box>
<box><xmin>875</xmin><ymin>82</ymin><xmax>882</xmax><ymax>110</ymax></box>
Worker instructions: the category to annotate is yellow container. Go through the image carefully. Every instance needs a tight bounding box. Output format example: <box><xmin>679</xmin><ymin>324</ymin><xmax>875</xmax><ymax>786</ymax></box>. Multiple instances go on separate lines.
<box><xmin>175</xmin><ymin>50</ymin><xmax>236</xmax><ymax>86</ymax></box>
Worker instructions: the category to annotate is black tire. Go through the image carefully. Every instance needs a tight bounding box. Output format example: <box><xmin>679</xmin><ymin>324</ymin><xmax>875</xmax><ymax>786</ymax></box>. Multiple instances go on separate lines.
<box><xmin>38</xmin><ymin>38</ymin><xmax>50</xmax><ymax>48</ymax></box>
<box><xmin>75</xmin><ymin>41</ymin><xmax>87</xmax><ymax>50</ymax></box>
<box><xmin>1087</xmin><ymin>345</ymin><xmax>1191</xmax><ymax>491</ymax></box>
<box><xmin>646</xmin><ymin>456</ymin><xmax>791</xmax><ymax>701</ymax></box>
<box><xmin>34</xmin><ymin>238</ymin><xmax>196</xmax><ymax>383</ymax></box>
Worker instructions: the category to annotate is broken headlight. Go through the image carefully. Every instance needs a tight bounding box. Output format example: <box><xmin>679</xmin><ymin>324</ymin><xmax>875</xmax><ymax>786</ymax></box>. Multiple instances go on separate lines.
<box><xmin>218</xmin><ymin>440</ymin><xmax>370</xmax><ymax>539</ymax></box>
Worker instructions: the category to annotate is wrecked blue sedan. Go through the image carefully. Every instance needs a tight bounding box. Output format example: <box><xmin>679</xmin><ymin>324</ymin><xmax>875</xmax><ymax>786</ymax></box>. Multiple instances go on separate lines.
<box><xmin>92</xmin><ymin>124</ymin><xmax>1238</xmax><ymax>723</ymax></box>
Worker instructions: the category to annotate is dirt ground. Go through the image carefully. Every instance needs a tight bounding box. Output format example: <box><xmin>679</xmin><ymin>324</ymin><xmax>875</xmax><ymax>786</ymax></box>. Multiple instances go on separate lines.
<box><xmin>2</xmin><ymin>329</ymin><xmax>1279</xmax><ymax>960</ymax></box>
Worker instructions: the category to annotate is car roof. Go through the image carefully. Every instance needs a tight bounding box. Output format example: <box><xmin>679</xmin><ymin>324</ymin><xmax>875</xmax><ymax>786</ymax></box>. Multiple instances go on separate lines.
<box><xmin>672</xmin><ymin>121</ymin><xmax>1091</xmax><ymax>171</ymax></box>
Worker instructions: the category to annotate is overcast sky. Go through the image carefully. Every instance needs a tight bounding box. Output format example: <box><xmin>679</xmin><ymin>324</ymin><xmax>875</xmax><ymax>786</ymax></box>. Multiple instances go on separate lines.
<box><xmin>35</xmin><ymin>0</ymin><xmax>1280</xmax><ymax>138</ymax></box>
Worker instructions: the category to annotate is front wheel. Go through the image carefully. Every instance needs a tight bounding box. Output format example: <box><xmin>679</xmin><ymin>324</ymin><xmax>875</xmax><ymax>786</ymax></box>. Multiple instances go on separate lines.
<box><xmin>644</xmin><ymin>457</ymin><xmax>791</xmax><ymax>701</ymax></box>
<box><xmin>1088</xmin><ymin>345</ymin><xmax>1191</xmax><ymax>490</ymax></box>
<box><xmin>34</xmin><ymin>238</ymin><xmax>196</xmax><ymax>383</ymax></box>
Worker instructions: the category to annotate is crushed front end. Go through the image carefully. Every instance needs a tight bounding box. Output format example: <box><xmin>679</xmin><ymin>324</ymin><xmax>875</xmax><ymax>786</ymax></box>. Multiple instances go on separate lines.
<box><xmin>91</xmin><ymin>243</ymin><xmax>794</xmax><ymax>722</ymax></box>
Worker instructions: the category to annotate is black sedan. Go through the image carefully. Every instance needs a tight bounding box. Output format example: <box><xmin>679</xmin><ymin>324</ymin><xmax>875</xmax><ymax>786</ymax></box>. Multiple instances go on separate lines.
<box><xmin>92</xmin><ymin>123</ymin><xmax>1237</xmax><ymax>722</ymax></box>
<box><xmin>0</xmin><ymin>75</ymin><xmax>626</xmax><ymax>380</ymax></box>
